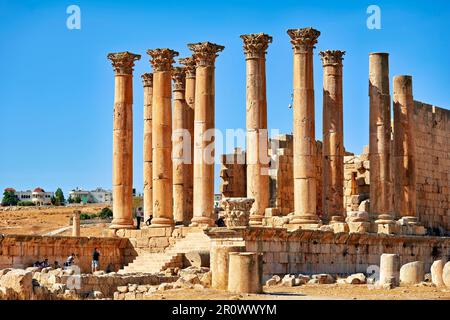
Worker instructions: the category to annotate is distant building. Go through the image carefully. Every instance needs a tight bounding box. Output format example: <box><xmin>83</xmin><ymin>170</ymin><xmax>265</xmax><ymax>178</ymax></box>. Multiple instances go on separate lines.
<box><xmin>14</xmin><ymin>187</ymin><xmax>54</xmax><ymax>205</ymax></box>
<box><xmin>69</xmin><ymin>188</ymin><xmax>112</xmax><ymax>204</ymax></box>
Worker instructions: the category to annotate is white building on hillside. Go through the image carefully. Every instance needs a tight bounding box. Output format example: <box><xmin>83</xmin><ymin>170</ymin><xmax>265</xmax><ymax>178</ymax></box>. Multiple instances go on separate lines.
<box><xmin>15</xmin><ymin>187</ymin><xmax>54</xmax><ymax>205</ymax></box>
<box><xmin>69</xmin><ymin>188</ymin><xmax>112</xmax><ymax>204</ymax></box>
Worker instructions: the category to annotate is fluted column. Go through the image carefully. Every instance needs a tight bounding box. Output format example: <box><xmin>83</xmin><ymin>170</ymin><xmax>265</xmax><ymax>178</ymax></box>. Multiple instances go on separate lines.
<box><xmin>240</xmin><ymin>33</ymin><xmax>272</xmax><ymax>226</ymax></box>
<box><xmin>287</xmin><ymin>28</ymin><xmax>321</xmax><ymax>226</ymax></box>
<box><xmin>147</xmin><ymin>48</ymin><xmax>179</xmax><ymax>227</ymax></box>
<box><xmin>107</xmin><ymin>51</ymin><xmax>141</xmax><ymax>230</ymax></box>
<box><xmin>393</xmin><ymin>76</ymin><xmax>417</xmax><ymax>219</ymax></box>
<box><xmin>179</xmin><ymin>57</ymin><xmax>196</xmax><ymax>223</ymax></box>
<box><xmin>142</xmin><ymin>73</ymin><xmax>153</xmax><ymax>225</ymax></box>
<box><xmin>172</xmin><ymin>67</ymin><xmax>189</xmax><ymax>225</ymax></box>
<box><xmin>188</xmin><ymin>42</ymin><xmax>224</xmax><ymax>227</ymax></box>
<box><xmin>369</xmin><ymin>53</ymin><xmax>394</xmax><ymax>225</ymax></box>
<box><xmin>320</xmin><ymin>50</ymin><xmax>345</xmax><ymax>222</ymax></box>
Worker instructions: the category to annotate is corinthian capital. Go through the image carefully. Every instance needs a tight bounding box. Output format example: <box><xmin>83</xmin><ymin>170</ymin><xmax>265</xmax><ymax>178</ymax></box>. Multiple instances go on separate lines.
<box><xmin>319</xmin><ymin>50</ymin><xmax>346</xmax><ymax>66</ymax></box>
<box><xmin>107</xmin><ymin>51</ymin><xmax>141</xmax><ymax>75</ymax></box>
<box><xmin>187</xmin><ymin>42</ymin><xmax>225</xmax><ymax>67</ymax></box>
<box><xmin>147</xmin><ymin>48</ymin><xmax>179</xmax><ymax>72</ymax></box>
<box><xmin>141</xmin><ymin>73</ymin><xmax>153</xmax><ymax>87</ymax></box>
<box><xmin>179</xmin><ymin>57</ymin><xmax>196</xmax><ymax>78</ymax></box>
<box><xmin>240</xmin><ymin>33</ymin><xmax>272</xmax><ymax>59</ymax></box>
<box><xmin>171</xmin><ymin>67</ymin><xmax>186</xmax><ymax>91</ymax></box>
<box><xmin>287</xmin><ymin>27</ymin><xmax>321</xmax><ymax>53</ymax></box>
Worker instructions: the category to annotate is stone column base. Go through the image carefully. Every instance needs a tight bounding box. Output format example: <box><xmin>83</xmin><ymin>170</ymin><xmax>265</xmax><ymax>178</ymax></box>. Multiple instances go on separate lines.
<box><xmin>376</xmin><ymin>222</ymin><xmax>399</xmax><ymax>235</ymax></box>
<box><xmin>347</xmin><ymin>221</ymin><xmax>371</xmax><ymax>233</ymax></box>
<box><xmin>190</xmin><ymin>217</ymin><xmax>215</xmax><ymax>228</ymax></box>
<box><xmin>150</xmin><ymin>217</ymin><xmax>175</xmax><ymax>228</ymax></box>
<box><xmin>109</xmin><ymin>218</ymin><xmax>135</xmax><ymax>230</ymax></box>
<box><xmin>397</xmin><ymin>216</ymin><xmax>426</xmax><ymax>235</ymax></box>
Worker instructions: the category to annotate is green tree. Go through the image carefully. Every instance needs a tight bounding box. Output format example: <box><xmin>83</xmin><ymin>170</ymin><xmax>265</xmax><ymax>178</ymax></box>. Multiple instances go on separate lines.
<box><xmin>74</xmin><ymin>196</ymin><xmax>82</xmax><ymax>204</ymax></box>
<box><xmin>54</xmin><ymin>188</ymin><xmax>65</xmax><ymax>205</ymax></box>
<box><xmin>1</xmin><ymin>190</ymin><xmax>19</xmax><ymax>206</ymax></box>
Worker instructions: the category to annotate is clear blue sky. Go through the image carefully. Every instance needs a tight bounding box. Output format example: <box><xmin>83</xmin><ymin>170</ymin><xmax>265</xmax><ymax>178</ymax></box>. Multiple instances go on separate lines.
<box><xmin>0</xmin><ymin>0</ymin><xmax>449</xmax><ymax>196</ymax></box>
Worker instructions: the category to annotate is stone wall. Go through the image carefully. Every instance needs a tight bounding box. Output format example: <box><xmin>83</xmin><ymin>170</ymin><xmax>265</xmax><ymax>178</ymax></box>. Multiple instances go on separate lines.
<box><xmin>413</xmin><ymin>101</ymin><xmax>450</xmax><ymax>231</ymax></box>
<box><xmin>343</xmin><ymin>148</ymin><xmax>370</xmax><ymax>213</ymax></box>
<box><xmin>0</xmin><ymin>234</ymin><xmax>134</xmax><ymax>273</ymax></box>
<box><xmin>219</xmin><ymin>148</ymin><xmax>247</xmax><ymax>198</ymax></box>
<box><xmin>207</xmin><ymin>227</ymin><xmax>450</xmax><ymax>281</ymax></box>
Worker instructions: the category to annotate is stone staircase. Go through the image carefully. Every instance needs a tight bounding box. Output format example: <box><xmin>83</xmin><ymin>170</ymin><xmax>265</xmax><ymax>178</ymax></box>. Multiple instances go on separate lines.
<box><xmin>119</xmin><ymin>230</ymin><xmax>211</xmax><ymax>274</ymax></box>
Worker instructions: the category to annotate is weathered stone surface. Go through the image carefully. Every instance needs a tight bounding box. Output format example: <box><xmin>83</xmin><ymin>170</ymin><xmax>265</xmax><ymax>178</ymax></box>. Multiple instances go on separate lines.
<box><xmin>220</xmin><ymin>198</ymin><xmax>254</xmax><ymax>227</ymax></box>
<box><xmin>0</xmin><ymin>269</ymin><xmax>33</xmax><ymax>300</ymax></box>
<box><xmin>312</xmin><ymin>274</ymin><xmax>335</xmax><ymax>284</ymax></box>
<box><xmin>346</xmin><ymin>273</ymin><xmax>366</xmax><ymax>284</ymax></box>
<box><xmin>281</xmin><ymin>275</ymin><xmax>296</xmax><ymax>287</ymax></box>
<box><xmin>400</xmin><ymin>261</ymin><xmax>424</xmax><ymax>285</ymax></box>
<box><xmin>430</xmin><ymin>259</ymin><xmax>446</xmax><ymax>287</ymax></box>
<box><xmin>443</xmin><ymin>261</ymin><xmax>450</xmax><ymax>288</ymax></box>
<box><xmin>228</xmin><ymin>252</ymin><xmax>263</xmax><ymax>294</ymax></box>
<box><xmin>379</xmin><ymin>254</ymin><xmax>400</xmax><ymax>287</ymax></box>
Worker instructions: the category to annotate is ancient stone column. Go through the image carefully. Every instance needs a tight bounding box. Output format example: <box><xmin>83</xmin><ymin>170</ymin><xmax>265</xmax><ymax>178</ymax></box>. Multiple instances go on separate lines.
<box><xmin>320</xmin><ymin>50</ymin><xmax>345</xmax><ymax>223</ymax></box>
<box><xmin>147</xmin><ymin>48</ymin><xmax>179</xmax><ymax>227</ymax></box>
<box><xmin>179</xmin><ymin>57</ymin><xmax>196</xmax><ymax>223</ymax></box>
<box><xmin>211</xmin><ymin>245</ymin><xmax>246</xmax><ymax>290</ymax></box>
<box><xmin>228</xmin><ymin>252</ymin><xmax>263</xmax><ymax>294</ymax></box>
<box><xmin>172</xmin><ymin>66</ymin><xmax>189</xmax><ymax>225</ymax></box>
<box><xmin>240</xmin><ymin>33</ymin><xmax>272</xmax><ymax>226</ymax></box>
<box><xmin>369</xmin><ymin>53</ymin><xmax>395</xmax><ymax>227</ymax></box>
<box><xmin>287</xmin><ymin>28</ymin><xmax>321</xmax><ymax>226</ymax></box>
<box><xmin>393</xmin><ymin>76</ymin><xmax>417</xmax><ymax>220</ymax></box>
<box><xmin>72</xmin><ymin>210</ymin><xmax>80</xmax><ymax>237</ymax></box>
<box><xmin>379</xmin><ymin>253</ymin><xmax>400</xmax><ymax>287</ymax></box>
<box><xmin>107</xmin><ymin>51</ymin><xmax>141</xmax><ymax>230</ymax></box>
<box><xmin>142</xmin><ymin>73</ymin><xmax>153</xmax><ymax>225</ymax></box>
<box><xmin>188</xmin><ymin>42</ymin><xmax>224</xmax><ymax>227</ymax></box>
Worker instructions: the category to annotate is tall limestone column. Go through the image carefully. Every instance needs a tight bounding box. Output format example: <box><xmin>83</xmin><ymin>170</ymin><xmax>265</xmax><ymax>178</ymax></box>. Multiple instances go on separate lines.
<box><xmin>142</xmin><ymin>73</ymin><xmax>153</xmax><ymax>225</ymax></box>
<box><xmin>172</xmin><ymin>67</ymin><xmax>189</xmax><ymax>225</ymax></box>
<box><xmin>107</xmin><ymin>51</ymin><xmax>141</xmax><ymax>230</ymax></box>
<box><xmin>287</xmin><ymin>28</ymin><xmax>321</xmax><ymax>227</ymax></box>
<box><xmin>320</xmin><ymin>50</ymin><xmax>345</xmax><ymax>223</ymax></box>
<box><xmin>188</xmin><ymin>42</ymin><xmax>224</xmax><ymax>227</ymax></box>
<box><xmin>179</xmin><ymin>57</ymin><xmax>196</xmax><ymax>223</ymax></box>
<box><xmin>240</xmin><ymin>33</ymin><xmax>272</xmax><ymax>226</ymax></box>
<box><xmin>147</xmin><ymin>48</ymin><xmax>179</xmax><ymax>227</ymax></box>
<box><xmin>369</xmin><ymin>53</ymin><xmax>395</xmax><ymax>228</ymax></box>
<box><xmin>393</xmin><ymin>76</ymin><xmax>417</xmax><ymax>221</ymax></box>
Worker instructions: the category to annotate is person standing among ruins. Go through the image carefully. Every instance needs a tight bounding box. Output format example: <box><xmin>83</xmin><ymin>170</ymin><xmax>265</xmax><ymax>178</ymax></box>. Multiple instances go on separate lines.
<box><xmin>91</xmin><ymin>248</ymin><xmax>100</xmax><ymax>273</ymax></box>
<box><xmin>136</xmin><ymin>207</ymin><xmax>144</xmax><ymax>229</ymax></box>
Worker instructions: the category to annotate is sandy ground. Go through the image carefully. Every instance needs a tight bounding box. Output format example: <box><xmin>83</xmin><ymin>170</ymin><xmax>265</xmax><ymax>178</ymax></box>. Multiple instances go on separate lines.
<box><xmin>0</xmin><ymin>205</ymin><xmax>110</xmax><ymax>236</ymax></box>
<box><xmin>144</xmin><ymin>284</ymin><xmax>450</xmax><ymax>300</ymax></box>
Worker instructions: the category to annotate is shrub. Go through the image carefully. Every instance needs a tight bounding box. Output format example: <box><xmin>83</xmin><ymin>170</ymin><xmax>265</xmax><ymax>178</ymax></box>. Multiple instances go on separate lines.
<box><xmin>17</xmin><ymin>201</ymin><xmax>35</xmax><ymax>206</ymax></box>
<box><xmin>99</xmin><ymin>207</ymin><xmax>113</xmax><ymax>219</ymax></box>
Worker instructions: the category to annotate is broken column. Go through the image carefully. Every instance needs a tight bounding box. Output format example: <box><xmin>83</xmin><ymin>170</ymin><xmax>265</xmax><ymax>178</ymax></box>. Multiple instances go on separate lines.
<box><xmin>172</xmin><ymin>66</ymin><xmax>189</xmax><ymax>225</ymax></box>
<box><xmin>72</xmin><ymin>210</ymin><xmax>80</xmax><ymax>237</ymax></box>
<box><xmin>228</xmin><ymin>252</ymin><xmax>263</xmax><ymax>294</ymax></box>
<box><xmin>147</xmin><ymin>48</ymin><xmax>179</xmax><ymax>227</ymax></box>
<box><xmin>369</xmin><ymin>53</ymin><xmax>395</xmax><ymax>233</ymax></box>
<box><xmin>287</xmin><ymin>27</ymin><xmax>321</xmax><ymax>228</ymax></box>
<box><xmin>107</xmin><ymin>51</ymin><xmax>141</xmax><ymax>230</ymax></box>
<box><xmin>320</xmin><ymin>50</ymin><xmax>345</xmax><ymax>227</ymax></box>
<box><xmin>240</xmin><ymin>33</ymin><xmax>272</xmax><ymax>226</ymax></box>
<box><xmin>179</xmin><ymin>57</ymin><xmax>196</xmax><ymax>224</ymax></box>
<box><xmin>142</xmin><ymin>73</ymin><xmax>153</xmax><ymax>225</ymax></box>
<box><xmin>188</xmin><ymin>42</ymin><xmax>224</xmax><ymax>227</ymax></box>
<box><xmin>211</xmin><ymin>245</ymin><xmax>246</xmax><ymax>290</ymax></box>
<box><xmin>393</xmin><ymin>75</ymin><xmax>423</xmax><ymax>234</ymax></box>
<box><xmin>379</xmin><ymin>253</ymin><xmax>400</xmax><ymax>288</ymax></box>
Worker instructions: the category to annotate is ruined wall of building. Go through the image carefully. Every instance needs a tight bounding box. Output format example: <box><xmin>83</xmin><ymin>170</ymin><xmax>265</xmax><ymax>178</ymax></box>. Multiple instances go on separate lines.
<box><xmin>219</xmin><ymin>148</ymin><xmax>247</xmax><ymax>198</ymax></box>
<box><xmin>413</xmin><ymin>101</ymin><xmax>450</xmax><ymax>231</ymax></box>
<box><xmin>343</xmin><ymin>147</ymin><xmax>370</xmax><ymax>214</ymax></box>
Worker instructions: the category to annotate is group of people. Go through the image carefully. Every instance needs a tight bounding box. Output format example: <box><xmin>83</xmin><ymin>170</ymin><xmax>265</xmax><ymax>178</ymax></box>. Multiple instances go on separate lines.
<box><xmin>30</xmin><ymin>248</ymin><xmax>102</xmax><ymax>273</ymax></box>
<box><xmin>32</xmin><ymin>259</ymin><xmax>60</xmax><ymax>269</ymax></box>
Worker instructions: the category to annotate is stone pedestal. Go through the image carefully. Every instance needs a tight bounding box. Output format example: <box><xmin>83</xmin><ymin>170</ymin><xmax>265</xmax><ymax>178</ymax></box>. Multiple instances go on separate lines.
<box><xmin>188</xmin><ymin>42</ymin><xmax>224</xmax><ymax>227</ymax></box>
<box><xmin>107</xmin><ymin>51</ymin><xmax>141</xmax><ymax>230</ymax></box>
<box><xmin>345</xmin><ymin>211</ymin><xmax>370</xmax><ymax>233</ymax></box>
<box><xmin>228</xmin><ymin>252</ymin><xmax>263</xmax><ymax>294</ymax></box>
<box><xmin>147</xmin><ymin>48</ymin><xmax>179</xmax><ymax>227</ymax></box>
<box><xmin>287</xmin><ymin>28</ymin><xmax>321</xmax><ymax>227</ymax></box>
<box><xmin>320</xmin><ymin>50</ymin><xmax>345</xmax><ymax>222</ymax></box>
<box><xmin>379</xmin><ymin>253</ymin><xmax>400</xmax><ymax>288</ymax></box>
<box><xmin>142</xmin><ymin>73</ymin><xmax>153</xmax><ymax>225</ymax></box>
<box><xmin>211</xmin><ymin>245</ymin><xmax>245</xmax><ymax>290</ymax></box>
<box><xmin>72</xmin><ymin>210</ymin><xmax>80</xmax><ymax>237</ymax></box>
<box><xmin>240</xmin><ymin>33</ymin><xmax>272</xmax><ymax>226</ymax></box>
<box><xmin>369</xmin><ymin>53</ymin><xmax>395</xmax><ymax>227</ymax></box>
<box><xmin>220</xmin><ymin>197</ymin><xmax>254</xmax><ymax>227</ymax></box>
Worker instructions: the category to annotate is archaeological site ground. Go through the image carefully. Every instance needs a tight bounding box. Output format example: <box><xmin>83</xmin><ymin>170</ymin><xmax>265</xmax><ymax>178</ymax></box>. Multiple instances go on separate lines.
<box><xmin>0</xmin><ymin>1</ymin><xmax>449</xmax><ymax>316</ymax></box>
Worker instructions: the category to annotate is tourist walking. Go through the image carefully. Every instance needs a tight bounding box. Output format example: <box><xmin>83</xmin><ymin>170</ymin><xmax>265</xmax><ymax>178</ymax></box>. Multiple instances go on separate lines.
<box><xmin>92</xmin><ymin>248</ymin><xmax>100</xmax><ymax>273</ymax></box>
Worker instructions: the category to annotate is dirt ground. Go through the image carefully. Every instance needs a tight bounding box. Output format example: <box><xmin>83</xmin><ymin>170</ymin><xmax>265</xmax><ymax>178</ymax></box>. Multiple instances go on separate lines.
<box><xmin>0</xmin><ymin>204</ymin><xmax>110</xmax><ymax>236</ymax></box>
<box><xmin>144</xmin><ymin>284</ymin><xmax>450</xmax><ymax>300</ymax></box>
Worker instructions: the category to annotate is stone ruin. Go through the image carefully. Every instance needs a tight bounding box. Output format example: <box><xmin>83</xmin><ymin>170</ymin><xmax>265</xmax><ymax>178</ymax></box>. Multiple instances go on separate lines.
<box><xmin>1</xmin><ymin>28</ymin><xmax>449</xmax><ymax>299</ymax></box>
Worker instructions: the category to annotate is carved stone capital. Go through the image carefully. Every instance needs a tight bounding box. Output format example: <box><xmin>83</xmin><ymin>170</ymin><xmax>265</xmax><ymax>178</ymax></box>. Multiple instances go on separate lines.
<box><xmin>187</xmin><ymin>42</ymin><xmax>225</xmax><ymax>67</ymax></box>
<box><xmin>179</xmin><ymin>57</ymin><xmax>196</xmax><ymax>78</ymax></box>
<box><xmin>320</xmin><ymin>50</ymin><xmax>345</xmax><ymax>66</ymax></box>
<box><xmin>240</xmin><ymin>33</ymin><xmax>272</xmax><ymax>59</ymax></box>
<box><xmin>287</xmin><ymin>27</ymin><xmax>320</xmax><ymax>53</ymax></box>
<box><xmin>141</xmin><ymin>73</ymin><xmax>153</xmax><ymax>87</ymax></box>
<box><xmin>107</xmin><ymin>51</ymin><xmax>141</xmax><ymax>75</ymax></box>
<box><xmin>220</xmin><ymin>197</ymin><xmax>255</xmax><ymax>227</ymax></box>
<box><xmin>146</xmin><ymin>48</ymin><xmax>179</xmax><ymax>72</ymax></box>
<box><xmin>171</xmin><ymin>66</ymin><xmax>186</xmax><ymax>91</ymax></box>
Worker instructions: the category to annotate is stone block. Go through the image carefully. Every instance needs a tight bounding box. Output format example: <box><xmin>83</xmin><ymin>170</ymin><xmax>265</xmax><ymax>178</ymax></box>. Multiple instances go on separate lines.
<box><xmin>377</xmin><ymin>223</ymin><xmax>399</xmax><ymax>235</ymax></box>
<box><xmin>400</xmin><ymin>261</ymin><xmax>425</xmax><ymax>285</ymax></box>
<box><xmin>348</xmin><ymin>222</ymin><xmax>370</xmax><ymax>233</ymax></box>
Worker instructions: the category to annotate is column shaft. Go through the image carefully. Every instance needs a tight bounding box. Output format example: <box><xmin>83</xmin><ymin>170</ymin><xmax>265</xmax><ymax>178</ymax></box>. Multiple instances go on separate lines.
<box><xmin>107</xmin><ymin>51</ymin><xmax>141</xmax><ymax>230</ymax></box>
<box><xmin>320</xmin><ymin>50</ymin><xmax>345</xmax><ymax>221</ymax></box>
<box><xmin>287</xmin><ymin>28</ymin><xmax>321</xmax><ymax>225</ymax></box>
<box><xmin>142</xmin><ymin>73</ymin><xmax>153</xmax><ymax>224</ymax></box>
<box><xmin>393</xmin><ymin>75</ymin><xmax>416</xmax><ymax>218</ymax></box>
